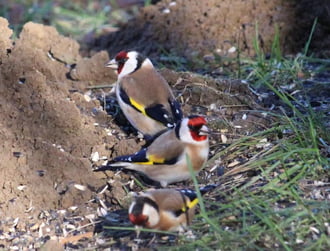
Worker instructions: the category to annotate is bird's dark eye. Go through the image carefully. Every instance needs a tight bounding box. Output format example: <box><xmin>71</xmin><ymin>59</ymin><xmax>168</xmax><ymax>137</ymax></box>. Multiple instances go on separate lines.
<box><xmin>118</xmin><ymin>58</ymin><xmax>128</xmax><ymax>64</ymax></box>
<box><xmin>188</xmin><ymin>124</ymin><xmax>201</xmax><ymax>131</ymax></box>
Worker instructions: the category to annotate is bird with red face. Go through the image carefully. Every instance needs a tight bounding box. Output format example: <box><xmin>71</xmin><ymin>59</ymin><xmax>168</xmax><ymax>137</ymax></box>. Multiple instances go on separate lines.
<box><xmin>128</xmin><ymin>185</ymin><xmax>216</xmax><ymax>231</ymax></box>
<box><xmin>106</xmin><ymin>50</ymin><xmax>182</xmax><ymax>139</ymax></box>
<box><xmin>95</xmin><ymin>116</ymin><xmax>209</xmax><ymax>187</ymax></box>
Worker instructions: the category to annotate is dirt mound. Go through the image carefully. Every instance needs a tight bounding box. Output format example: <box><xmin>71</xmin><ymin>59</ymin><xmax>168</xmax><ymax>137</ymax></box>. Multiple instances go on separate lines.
<box><xmin>91</xmin><ymin>0</ymin><xmax>330</xmax><ymax>62</ymax></box>
<box><xmin>91</xmin><ymin>0</ymin><xmax>295</xmax><ymax>60</ymax></box>
<box><xmin>0</xmin><ymin>18</ymin><xmax>120</xmax><ymax>220</ymax></box>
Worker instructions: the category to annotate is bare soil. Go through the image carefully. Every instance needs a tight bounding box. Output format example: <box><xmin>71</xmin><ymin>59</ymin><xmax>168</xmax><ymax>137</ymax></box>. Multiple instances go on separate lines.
<box><xmin>90</xmin><ymin>0</ymin><xmax>330</xmax><ymax>63</ymax></box>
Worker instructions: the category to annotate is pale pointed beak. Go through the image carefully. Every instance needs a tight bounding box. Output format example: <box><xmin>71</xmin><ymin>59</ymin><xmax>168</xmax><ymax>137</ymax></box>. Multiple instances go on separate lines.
<box><xmin>135</xmin><ymin>225</ymin><xmax>141</xmax><ymax>238</ymax></box>
<box><xmin>199</xmin><ymin>125</ymin><xmax>209</xmax><ymax>135</ymax></box>
<box><xmin>105</xmin><ymin>59</ymin><xmax>118</xmax><ymax>69</ymax></box>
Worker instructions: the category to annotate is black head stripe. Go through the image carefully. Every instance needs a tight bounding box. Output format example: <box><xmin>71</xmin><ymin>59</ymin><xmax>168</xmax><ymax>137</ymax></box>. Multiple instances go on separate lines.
<box><xmin>131</xmin><ymin>53</ymin><xmax>146</xmax><ymax>74</ymax></box>
<box><xmin>132</xmin><ymin>196</ymin><xmax>159</xmax><ymax>215</ymax></box>
<box><xmin>175</xmin><ymin>120</ymin><xmax>182</xmax><ymax>139</ymax></box>
<box><xmin>187</xmin><ymin>115</ymin><xmax>200</xmax><ymax>119</ymax></box>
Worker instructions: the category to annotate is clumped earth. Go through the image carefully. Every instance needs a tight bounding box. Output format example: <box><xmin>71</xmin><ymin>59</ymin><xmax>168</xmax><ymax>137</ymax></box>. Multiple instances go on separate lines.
<box><xmin>0</xmin><ymin>16</ymin><xmax>272</xmax><ymax>249</ymax></box>
<box><xmin>91</xmin><ymin>0</ymin><xmax>330</xmax><ymax>64</ymax></box>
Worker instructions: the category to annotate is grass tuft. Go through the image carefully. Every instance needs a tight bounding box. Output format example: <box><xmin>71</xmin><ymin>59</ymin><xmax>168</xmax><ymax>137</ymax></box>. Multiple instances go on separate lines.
<box><xmin>169</xmin><ymin>22</ymin><xmax>330</xmax><ymax>250</ymax></box>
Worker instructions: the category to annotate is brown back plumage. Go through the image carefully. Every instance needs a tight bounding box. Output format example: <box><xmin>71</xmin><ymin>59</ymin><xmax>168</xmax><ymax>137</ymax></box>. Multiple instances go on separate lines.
<box><xmin>119</xmin><ymin>63</ymin><xmax>175</xmax><ymax>107</ymax></box>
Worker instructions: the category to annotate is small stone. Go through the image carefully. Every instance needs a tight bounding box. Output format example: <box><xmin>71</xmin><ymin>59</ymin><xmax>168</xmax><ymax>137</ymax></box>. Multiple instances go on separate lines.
<box><xmin>91</xmin><ymin>152</ymin><xmax>100</xmax><ymax>162</ymax></box>
<box><xmin>228</xmin><ymin>46</ymin><xmax>236</xmax><ymax>53</ymax></box>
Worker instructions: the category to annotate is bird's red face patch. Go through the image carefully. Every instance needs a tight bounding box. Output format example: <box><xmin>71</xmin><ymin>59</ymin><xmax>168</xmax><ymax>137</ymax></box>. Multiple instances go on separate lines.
<box><xmin>129</xmin><ymin>213</ymin><xmax>148</xmax><ymax>226</ymax></box>
<box><xmin>115</xmin><ymin>51</ymin><xmax>128</xmax><ymax>74</ymax></box>
<box><xmin>188</xmin><ymin>116</ymin><xmax>208</xmax><ymax>141</ymax></box>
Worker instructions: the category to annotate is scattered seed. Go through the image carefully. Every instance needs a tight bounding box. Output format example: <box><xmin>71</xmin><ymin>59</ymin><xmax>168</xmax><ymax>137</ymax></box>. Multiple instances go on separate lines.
<box><xmin>25</xmin><ymin>206</ymin><xmax>34</xmax><ymax>213</ymax></box>
<box><xmin>209</xmin><ymin>165</ymin><xmax>218</xmax><ymax>172</ymax></box>
<box><xmin>98</xmin><ymin>185</ymin><xmax>108</xmax><ymax>195</ymax></box>
<box><xmin>129</xmin><ymin>180</ymin><xmax>135</xmax><ymax>190</ymax></box>
<box><xmin>309</xmin><ymin>226</ymin><xmax>320</xmax><ymax>234</ymax></box>
<box><xmin>64</xmin><ymin>224</ymin><xmax>76</xmax><ymax>231</ymax></box>
<box><xmin>96</xmin><ymin>238</ymin><xmax>106</xmax><ymax>245</ymax></box>
<box><xmin>97</xmin><ymin>207</ymin><xmax>107</xmax><ymax>217</ymax></box>
<box><xmin>17</xmin><ymin>185</ymin><xmax>27</xmax><ymax>191</ymax></box>
<box><xmin>38</xmin><ymin>222</ymin><xmax>45</xmax><ymax>238</ymax></box>
<box><xmin>91</xmin><ymin>152</ymin><xmax>100</xmax><ymax>162</ymax></box>
<box><xmin>30</xmin><ymin>223</ymin><xmax>39</xmax><ymax>231</ymax></box>
<box><xmin>256</xmin><ymin>138</ymin><xmax>269</xmax><ymax>148</ymax></box>
<box><xmin>221</xmin><ymin>134</ymin><xmax>228</xmax><ymax>143</ymax></box>
<box><xmin>58</xmin><ymin>209</ymin><xmax>67</xmax><ymax>215</ymax></box>
<box><xmin>162</xmin><ymin>8</ymin><xmax>170</xmax><ymax>14</ymax></box>
<box><xmin>228</xmin><ymin>160</ymin><xmax>240</xmax><ymax>168</ymax></box>
<box><xmin>85</xmin><ymin>214</ymin><xmax>95</xmax><ymax>221</ymax></box>
<box><xmin>12</xmin><ymin>218</ymin><xmax>19</xmax><ymax>228</ymax></box>
<box><xmin>98</xmin><ymin>198</ymin><xmax>108</xmax><ymax>210</ymax></box>
<box><xmin>228</xmin><ymin>46</ymin><xmax>236</xmax><ymax>53</ymax></box>
<box><xmin>69</xmin><ymin>206</ymin><xmax>78</xmax><ymax>211</ymax></box>
<box><xmin>74</xmin><ymin>184</ymin><xmax>87</xmax><ymax>191</ymax></box>
<box><xmin>84</xmin><ymin>94</ymin><xmax>91</xmax><ymax>102</ymax></box>
<box><xmin>209</xmin><ymin>103</ymin><xmax>216</xmax><ymax>110</ymax></box>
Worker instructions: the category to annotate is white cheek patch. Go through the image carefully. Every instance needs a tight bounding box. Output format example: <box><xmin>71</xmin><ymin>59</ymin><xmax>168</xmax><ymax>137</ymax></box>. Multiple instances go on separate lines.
<box><xmin>179</xmin><ymin>119</ymin><xmax>195</xmax><ymax>143</ymax></box>
<box><xmin>142</xmin><ymin>204</ymin><xmax>160</xmax><ymax>227</ymax></box>
<box><xmin>118</xmin><ymin>57</ymin><xmax>138</xmax><ymax>79</ymax></box>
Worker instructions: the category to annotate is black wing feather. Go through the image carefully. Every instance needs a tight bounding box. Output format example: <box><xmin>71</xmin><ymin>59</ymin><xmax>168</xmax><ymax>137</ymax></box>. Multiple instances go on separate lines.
<box><xmin>169</xmin><ymin>98</ymin><xmax>183</xmax><ymax>122</ymax></box>
<box><xmin>144</xmin><ymin>104</ymin><xmax>174</xmax><ymax>127</ymax></box>
<box><xmin>119</xmin><ymin>87</ymin><xmax>182</xmax><ymax>128</ymax></box>
<box><xmin>113</xmin><ymin>148</ymin><xmax>149</xmax><ymax>163</ymax></box>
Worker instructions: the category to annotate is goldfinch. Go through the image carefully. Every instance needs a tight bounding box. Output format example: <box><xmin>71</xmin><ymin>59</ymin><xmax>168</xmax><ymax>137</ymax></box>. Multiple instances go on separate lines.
<box><xmin>95</xmin><ymin>116</ymin><xmax>209</xmax><ymax>187</ymax></box>
<box><xmin>128</xmin><ymin>185</ymin><xmax>216</xmax><ymax>231</ymax></box>
<box><xmin>105</xmin><ymin>50</ymin><xmax>182</xmax><ymax>138</ymax></box>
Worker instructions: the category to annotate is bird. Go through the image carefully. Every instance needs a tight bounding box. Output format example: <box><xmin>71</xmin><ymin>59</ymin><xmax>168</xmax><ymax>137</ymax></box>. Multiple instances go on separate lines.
<box><xmin>95</xmin><ymin>115</ymin><xmax>209</xmax><ymax>187</ymax></box>
<box><xmin>128</xmin><ymin>185</ymin><xmax>216</xmax><ymax>231</ymax></box>
<box><xmin>105</xmin><ymin>50</ymin><xmax>183</xmax><ymax>139</ymax></box>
